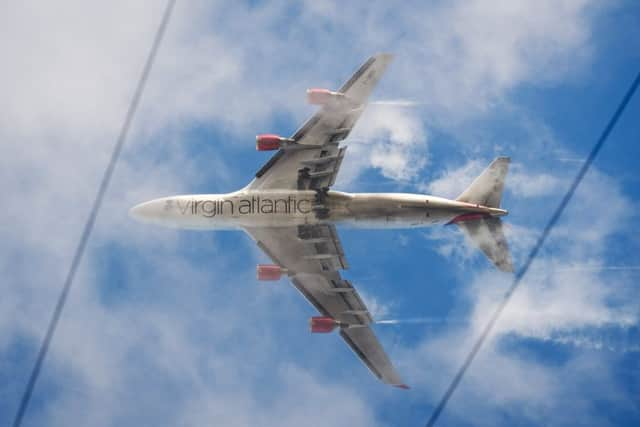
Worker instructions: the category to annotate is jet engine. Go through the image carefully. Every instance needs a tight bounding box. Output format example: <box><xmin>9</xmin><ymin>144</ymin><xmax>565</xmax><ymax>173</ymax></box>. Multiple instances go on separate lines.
<box><xmin>256</xmin><ymin>134</ymin><xmax>292</xmax><ymax>151</ymax></box>
<box><xmin>256</xmin><ymin>264</ymin><xmax>283</xmax><ymax>281</ymax></box>
<box><xmin>310</xmin><ymin>316</ymin><xmax>338</xmax><ymax>333</ymax></box>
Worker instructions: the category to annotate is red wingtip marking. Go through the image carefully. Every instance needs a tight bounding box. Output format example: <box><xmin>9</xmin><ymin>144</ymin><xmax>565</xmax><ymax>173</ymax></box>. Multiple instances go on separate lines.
<box><xmin>394</xmin><ymin>384</ymin><xmax>410</xmax><ymax>390</ymax></box>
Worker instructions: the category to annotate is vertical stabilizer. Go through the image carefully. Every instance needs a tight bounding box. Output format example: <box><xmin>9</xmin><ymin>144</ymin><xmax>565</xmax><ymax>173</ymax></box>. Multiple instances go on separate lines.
<box><xmin>457</xmin><ymin>157</ymin><xmax>510</xmax><ymax>208</ymax></box>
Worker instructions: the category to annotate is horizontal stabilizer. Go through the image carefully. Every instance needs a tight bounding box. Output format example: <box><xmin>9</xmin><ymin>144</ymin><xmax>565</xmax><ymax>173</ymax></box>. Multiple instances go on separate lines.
<box><xmin>457</xmin><ymin>217</ymin><xmax>513</xmax><ymax>272</ymax></box>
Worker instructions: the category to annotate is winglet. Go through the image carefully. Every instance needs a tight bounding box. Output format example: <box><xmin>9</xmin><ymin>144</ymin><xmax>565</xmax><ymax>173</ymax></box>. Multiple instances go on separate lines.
<box><xmin>394</xmin><ymin>384</ymin><xmax>410</xmax><ymax>390</ymax></box>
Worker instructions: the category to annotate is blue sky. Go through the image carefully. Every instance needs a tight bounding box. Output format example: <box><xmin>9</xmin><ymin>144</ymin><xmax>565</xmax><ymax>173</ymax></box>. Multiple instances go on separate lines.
<box><xmin>1</xmin><ymin>1</ymin><xmax>639</xmax><ymax>426</ymax></box>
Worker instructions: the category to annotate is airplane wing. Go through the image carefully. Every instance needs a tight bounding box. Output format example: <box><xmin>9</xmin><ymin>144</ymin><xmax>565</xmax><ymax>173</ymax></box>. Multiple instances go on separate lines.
<box><xmin>244</xmin><ymin>224</ymin><xmax>406</xmax><ymax>387</ymax></box>
<box><xmin>248</xmin><ymin>53</ymin><xmax>394</xmax><ymax>191</ymax></box>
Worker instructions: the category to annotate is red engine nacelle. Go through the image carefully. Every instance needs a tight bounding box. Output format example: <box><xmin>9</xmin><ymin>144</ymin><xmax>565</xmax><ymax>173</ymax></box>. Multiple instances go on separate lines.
<box><xmin>306</xmin><ymin>88</ymin><xmax>343</xmax><ymax>105</ymax></box>
<box><xmin>310</xmin><ymin>316</ymin><xmax>338</xmax><ymax>333</ymax></box>
<box><xmin>256</xmin><ymin>134</ymin><xmax>285</xmax><ymax>151</ymax></box>
<box><xmin>256</xmin><ymin>264</ymin><xmax>283</xmax><ymax>281</ymax></box>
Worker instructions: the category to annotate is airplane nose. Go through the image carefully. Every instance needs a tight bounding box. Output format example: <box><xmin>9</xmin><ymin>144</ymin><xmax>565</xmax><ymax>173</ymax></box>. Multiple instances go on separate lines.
<box><xmin>129</xmin><ymin>200</ymin><xmax>158</xmax><ymax>222</ymax></box>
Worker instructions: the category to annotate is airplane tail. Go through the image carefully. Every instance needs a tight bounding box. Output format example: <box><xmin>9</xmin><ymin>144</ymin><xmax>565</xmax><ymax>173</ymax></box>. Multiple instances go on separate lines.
<box><xmin>456</xmin><ymin>157</ymin><xmax>510</xmax><ymax>208</ymax></box>
<box><xmin>454</xmin><ymin>157</ymin><xmax>513</xmax><ymax>272</ymax></box>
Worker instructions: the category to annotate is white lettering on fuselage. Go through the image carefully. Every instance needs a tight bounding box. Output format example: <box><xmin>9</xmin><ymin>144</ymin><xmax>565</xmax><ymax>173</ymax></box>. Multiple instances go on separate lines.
<box><xmin>169</xmin><ymin>196</ymin><xmax>312</xmax><ymax>218</ymax></box>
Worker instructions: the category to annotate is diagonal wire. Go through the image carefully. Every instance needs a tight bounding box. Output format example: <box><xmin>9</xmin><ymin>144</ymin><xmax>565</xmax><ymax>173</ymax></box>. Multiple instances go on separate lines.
<box><xmin>426</xmin><ymin>70</ymin><xmax>640</xmax><ymax>427</ymax></box>
<box><xmin>11</xmin><ymin>1</ymin><xmax>177</xmax><ymax>426</ymax></box>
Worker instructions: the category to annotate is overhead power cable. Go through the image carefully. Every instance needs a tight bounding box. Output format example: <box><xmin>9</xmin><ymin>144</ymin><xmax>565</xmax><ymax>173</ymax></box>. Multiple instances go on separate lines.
<box><xmin>426</xmin><ymin>70</ymin><xmax>640</xmax><ymax>427</ymax></box>
<box><xmin>11</xmin><ymin>1</ymin><xmax>177</xmax><ymax>426</ymax></box>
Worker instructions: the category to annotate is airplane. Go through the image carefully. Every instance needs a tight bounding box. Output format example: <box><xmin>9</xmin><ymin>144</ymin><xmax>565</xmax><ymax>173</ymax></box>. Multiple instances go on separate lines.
<box><xmin>130</xmin><ymin>53</ymin><xmax>513</xmax><ymax>388</ymax></box>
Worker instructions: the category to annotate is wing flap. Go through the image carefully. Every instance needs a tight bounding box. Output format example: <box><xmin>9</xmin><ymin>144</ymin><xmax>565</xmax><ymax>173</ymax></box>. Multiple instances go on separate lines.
<box><xmin>297</xmin><ymin>224</ymin><xmax>348</xmax><ymax>270</ymax></box>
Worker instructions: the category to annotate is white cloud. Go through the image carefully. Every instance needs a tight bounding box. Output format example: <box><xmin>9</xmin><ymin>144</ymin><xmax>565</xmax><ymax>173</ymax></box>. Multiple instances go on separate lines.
<box><xmin>340</xmin><ymin>106</ymin><xmax>428</xmax><ymax>184</ymax></box>
<box><xmin>392</xmin><ymin>0</ymin><xmax>598</xmax><ymax>119</ymax></box>
<box><xmin>508</xmin><ymin>162</ymin><xmax>566</xmax><ymax>198</ymax></box>
<box><xmin>177</xmin><ymin>365</ymin><xmax>379</xmax><ymax>427</ymax></box>
<box><xmin>423</xmin><ymin>159</ymin><xmax>485</xmax><ymax>199</ymax></box>
<box><xmin>359</xmin><ymin>289</ymin><xmax>393</xmax><ymax>320</ymax></box>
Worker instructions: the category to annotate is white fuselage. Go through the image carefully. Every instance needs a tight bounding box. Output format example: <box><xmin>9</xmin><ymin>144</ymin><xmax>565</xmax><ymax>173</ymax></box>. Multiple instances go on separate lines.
<box><xmin>130</xmin><ymin>189</ymin><xmax>507</xmax><ymax>230</ymax></box>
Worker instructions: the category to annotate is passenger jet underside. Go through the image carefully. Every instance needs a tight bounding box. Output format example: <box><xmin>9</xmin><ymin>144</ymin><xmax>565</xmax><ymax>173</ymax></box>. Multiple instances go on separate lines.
<box><xmin>130</xmin><ymin>54</ymin><xmax>513</xmax><ymax>388</ymax></box>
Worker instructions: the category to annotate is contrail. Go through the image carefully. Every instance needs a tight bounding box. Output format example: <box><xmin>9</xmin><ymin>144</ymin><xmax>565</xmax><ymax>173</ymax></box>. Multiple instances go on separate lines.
<box><xmin>532</xmin><ymin>265</ymin><xmax>640</xmax><ymax>273</ymax></box>
<box><xmin>370</xmin><ymin>99</ymin><xmax>423</xmax><ymax>107</ymax></box>
<box><xmin>556</xmin><ymin>157</ymin><xmax>585</xmax><ymax>163</ymax></box>
<box><xmin>376</xmin><ymin>317</ymin><xmax>640</xmax><ymax>354</ymax></box>
<box><xmin>545</xmin><ymin>325</ymin><xmax>640</xmax><ymax>353</ymax></box>
<box><xmin>376</xmin><ymin>317</ymin><xmax>466</xmax><ymax>325</ymax></box>
<box><xmin>557</xmin><ymin>266</ymin><xmax>640</xmax><ymax>272</ymax></box>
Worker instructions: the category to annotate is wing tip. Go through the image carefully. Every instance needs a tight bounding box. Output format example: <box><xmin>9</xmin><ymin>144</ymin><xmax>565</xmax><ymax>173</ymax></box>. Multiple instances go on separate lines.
<box><xmin>393</xmin><ymin>383</ymin><xmax>410</xmax><ymax>390</ymax></box>
<box><xmin>373</xmin><ymin>52</ymin><xmax>395</xmax><ymax>63</ymax></box>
